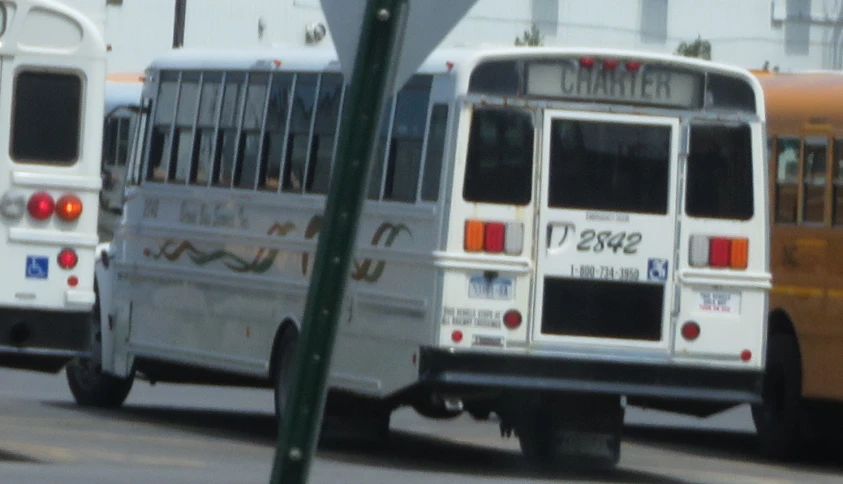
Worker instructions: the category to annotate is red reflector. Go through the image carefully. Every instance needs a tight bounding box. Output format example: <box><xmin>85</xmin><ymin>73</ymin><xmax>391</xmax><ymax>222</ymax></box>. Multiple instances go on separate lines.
<box><xmin>603</xmin><ymin>59</ymin><xmax>619</xmax><ymax>70</ymax></box>
<box><xmin>503</xmin><ymin>310</ymin><xmax>522</xmax><ymax>329</ymax></box>
<box><xmin>57</xmin><ymin>249</ymin><xmax>78</xmax><ymax>269</ymax></box>
<box><xmin>484</xmin><ymin>222</ymin><xmax>505</xmax><ymax>253</ymax></box>
<box><xmin>709</xmin><ymin>237</ymin><xmax>731</xmax><ymax>268</ymax></box>
<box><xmin>451</xmin><ymin>330</ymin><xmax>463</xmax><ymax>343</ymax></box>
<box><xmin>681</xmin><ymin>321</ymin><xmax>700</xmax><ymax>341</ymax></box>
<box><xmin>580</xmin><ymin>56</ymin><xmax>595</xmax><ymax>68</ymax></box>
<box><xmin>67</xmin><ymin>275</ymin><xmax>79</xmax><ymax>287</ymax></box>
<box><xmin>27</xmin><ymin>192</ymin><xmax>54</xmax><ymax>221</ymax></box>
<box><xmin>741</xmin><ymin>349</ymin><xmax>752</xmax><ymax>362</ymax></box>
<box><xmin>626</xmin><ymin>61</ymin><xmax>641</xmax><ymax>72</ymax></box>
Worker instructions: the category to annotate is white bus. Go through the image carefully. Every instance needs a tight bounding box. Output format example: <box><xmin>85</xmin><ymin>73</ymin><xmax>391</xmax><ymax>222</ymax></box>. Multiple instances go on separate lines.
<box><xmin>0</xmin><ymin>0</ymin><xmax>106</xmax><ymax>373</ymax></box>
<box><xmin>70</xmin><ymin>45</ymin><xmax>771</xmax><ymax>466</ymax></box>
<box><xmin>100</xmin><ymin>73</ymin><xmax>143</xmax><ymax>239</ymax></box>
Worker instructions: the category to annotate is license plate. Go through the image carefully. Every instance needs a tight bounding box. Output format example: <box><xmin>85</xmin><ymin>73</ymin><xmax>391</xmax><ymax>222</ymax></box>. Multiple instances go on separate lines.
<box><xmin>698</xmin><ymin>291</ymin><xmax>741</xmax><ymax>314</ymax></box>
<box><xmin>468</xmin><ymin>276</ymin><xmax>513</xmax><ymax>300</ymax></box>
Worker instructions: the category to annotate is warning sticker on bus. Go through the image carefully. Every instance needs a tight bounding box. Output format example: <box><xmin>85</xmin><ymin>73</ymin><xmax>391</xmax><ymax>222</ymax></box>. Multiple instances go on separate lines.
<box><xmin>698</xmin><ymin>291</ymin><xmax>741</xmax><ymax>314</ymax></box>
<box><xmin>468</xmin><ymin>276</ymin><xmax>514</xmax><ymax>300</ymax></box>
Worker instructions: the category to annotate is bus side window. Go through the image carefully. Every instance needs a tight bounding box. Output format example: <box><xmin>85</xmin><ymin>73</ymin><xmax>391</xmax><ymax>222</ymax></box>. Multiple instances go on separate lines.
<box><xmin>420</xmin><ymin>104</ymin><xmax>449</xmax><ymax>202</ymax></box>
<box><xmin>213</xmin><ymin>73</ymin><xmax>246</xmax><ymax>188</ymax></box>
<box><xmin>235</xmin><ymin>73</ymin><xmax>269</xmax><ymax>189</ymax></box>
<box><xmin>802</xmin><ymin>136</ymin><xmax>828</xmax><ymax>224</ymax></box>
<box><xmin>308</xmin><ymin>73</ymin><xmax>344</xmax><ymax>195</ymax></box>
<box><xmin>147</xmin><ymin>72</ymin><xmax>179</xmax><ymax>182</ymax></box>
<box><xmin>834</xmin><ymin>138</ymin><xmax>843</xmax><ymax>225</ymax></box>
<box><xmin>261</xmin><ymin>73</ymin><xmax>293</xmax><ymax>191</ymax></box>
<box><xmin>384</xmin><ymin>75</ymin><xmax>432</xmax><ymax>203</ymax></box>
<box><xmin>775</xmin><ymin>137</ymin><xmax>800</xmax><ymax>224</ymax></box>
<box><xmin>283</xmin><ymin>73</ymin><xmax>318</xmax><ymax>193</ymax></box>
<box><xmin>170</xmin><ymin>72</ymin><xmax>200</xmax><ymax>183</ymax></box>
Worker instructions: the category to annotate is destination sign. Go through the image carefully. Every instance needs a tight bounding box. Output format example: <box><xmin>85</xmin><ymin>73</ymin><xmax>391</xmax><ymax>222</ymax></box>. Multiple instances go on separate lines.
<box><xmin>526</xmin><ymin>61</ymin><xmax>702</xmax><ymax>109</ymax></box>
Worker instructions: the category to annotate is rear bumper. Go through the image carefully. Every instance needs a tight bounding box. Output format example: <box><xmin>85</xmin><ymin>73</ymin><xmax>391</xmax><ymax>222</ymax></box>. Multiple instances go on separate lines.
<box><xmin>417</xmin><ymin>347</ymin><xmax>762</xmax><ymax>405</ymax></box>
<box><xmin>0</xmin><ymin>308</ymin><xmax>91</xmax><ymax>372</ymax></box>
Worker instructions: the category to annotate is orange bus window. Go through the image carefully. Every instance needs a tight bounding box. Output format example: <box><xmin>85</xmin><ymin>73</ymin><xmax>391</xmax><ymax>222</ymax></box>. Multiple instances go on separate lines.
<box><xmin>775</xmin><ymin>137</ymin><xmax>799</xmax><ymax>224</ymax></box>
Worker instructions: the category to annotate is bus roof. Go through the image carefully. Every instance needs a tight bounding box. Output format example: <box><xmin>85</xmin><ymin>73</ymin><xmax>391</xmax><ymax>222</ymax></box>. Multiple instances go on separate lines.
<box><xmin>754</xmin><ymin>71</ymin><xmax>843</xmax><ymax>133</ymax></box>
<box><xmin>147</xmin><ymin>45</ymin><xmax>760</xmax><ymax>83</ymax></box>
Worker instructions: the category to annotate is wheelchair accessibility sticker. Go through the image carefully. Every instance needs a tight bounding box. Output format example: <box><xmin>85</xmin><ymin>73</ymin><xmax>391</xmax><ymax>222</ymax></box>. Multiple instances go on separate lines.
<box><xmin>647</xmin><ymin>258</ymin><xmax>669</xmax><ymax>283</ymax></box>
<box><xmin>25</xmin><ymin>256</ymin><xmax>49</xmax><ymax>280</ymax></box>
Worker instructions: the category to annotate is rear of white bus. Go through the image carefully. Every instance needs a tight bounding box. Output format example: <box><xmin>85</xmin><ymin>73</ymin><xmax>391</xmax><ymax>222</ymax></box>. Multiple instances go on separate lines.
<box><xmin>0</xmin><ymin>0</ymin><xmax>106</xmax><ymax>372</ymax></box>
<box><xmin>417</xmin><ymin>51</ymin><xmax>770</xmax><ymax>461</ymax></box>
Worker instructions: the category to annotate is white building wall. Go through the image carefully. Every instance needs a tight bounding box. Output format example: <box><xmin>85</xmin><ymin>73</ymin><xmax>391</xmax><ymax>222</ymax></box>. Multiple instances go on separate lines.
<box><xmin>60</xmin><ymin>0</ymin><xmax>843</xmax><ymax>74</ymax></box>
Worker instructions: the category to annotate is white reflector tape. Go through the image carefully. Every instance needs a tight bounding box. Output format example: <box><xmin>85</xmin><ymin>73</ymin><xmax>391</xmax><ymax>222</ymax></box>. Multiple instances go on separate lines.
<box><xmin>505</xmin><ymin>222</ymin><xmax>524</xmax><ymax>255</ymax></box>
<box><xmin>689</xmin><ymin>235</ymin><xmax>710</xmax><ymax>268</ymax></box>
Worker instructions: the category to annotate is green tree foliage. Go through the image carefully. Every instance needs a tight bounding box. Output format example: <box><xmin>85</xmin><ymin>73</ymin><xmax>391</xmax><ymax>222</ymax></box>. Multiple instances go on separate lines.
<box><xmin>515</xmin><ymin>24</ymin><xmax>543</xmax><ymax>46</ymax></box>
<box><xmin>675</xmin><ymin>36</ymin><xmax>712</xmax><ymax>60</ymax></box>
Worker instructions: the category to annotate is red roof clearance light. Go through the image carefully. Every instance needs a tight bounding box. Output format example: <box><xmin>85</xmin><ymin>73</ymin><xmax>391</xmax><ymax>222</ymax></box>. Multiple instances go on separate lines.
<box><xmin>603</xmin><ymin>59</ymin><xmax>619</xmax><ymax>70</ymax></box>
<box><xmin>579</xmin><ymin>56</ymin><xmax>596</xmax><ymax>68</ymax></box>
<box><xmin>626</xmin><ymin>61</ymin><xmax>642</xmax><ymax>72</ymax></box>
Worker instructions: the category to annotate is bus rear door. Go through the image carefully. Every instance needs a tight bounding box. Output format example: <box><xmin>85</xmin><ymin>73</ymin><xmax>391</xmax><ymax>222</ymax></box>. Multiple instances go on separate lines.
<box><xmin>534</xmin><ymin>110</ymin><xmax>680</xmax><ymax>352</ymax></box>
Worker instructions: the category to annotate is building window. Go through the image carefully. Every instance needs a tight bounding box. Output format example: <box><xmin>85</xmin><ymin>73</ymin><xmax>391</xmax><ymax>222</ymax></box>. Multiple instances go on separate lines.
<box><xmin>640</xmin><ymin>0</ymin><xmax>668</xmax><ymax>44</ymax></box>
<box><xmin>531</xmin><ymin>0</ymin><xmax>559</xmax><ymax>38</ymax></box>
<box><xmin>785</xmin><ymin>0</ymin><xmax>811</xmax><ymax>55</ymax></box>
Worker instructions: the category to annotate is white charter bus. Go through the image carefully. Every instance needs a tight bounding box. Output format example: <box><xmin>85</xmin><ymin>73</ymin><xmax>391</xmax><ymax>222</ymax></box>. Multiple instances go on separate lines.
<box><xmin>0</xmin><ymin>0</ymin><xmax>106</xmax><ymax>373</ymax></box>
<box><xmin>100</xmin><ymin>73</ymin><xmax>143</xmax><ymax>239</ymax></box>
<box><xmin>70</xmin><ymin>45</ymin><xmax>771</xmax><ymax>465</ymax></box>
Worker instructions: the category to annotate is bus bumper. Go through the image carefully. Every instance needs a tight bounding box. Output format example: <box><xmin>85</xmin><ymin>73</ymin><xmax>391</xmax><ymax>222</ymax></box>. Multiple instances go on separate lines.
<box><xmin>0</xmin><ymin>309</ymin><xmax>91</xmax><ymax>373</ymax></box>
<box><xmin>417</xmin><ymin>347</ymin><xmax>763</xmax><ymax>406</ymax></box>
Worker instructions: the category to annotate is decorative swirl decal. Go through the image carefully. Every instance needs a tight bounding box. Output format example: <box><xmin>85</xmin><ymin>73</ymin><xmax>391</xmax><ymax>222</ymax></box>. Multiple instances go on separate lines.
<box><xmin>144</xmin><ymin>216</ymin><xmax>412</xmax><ymax>283</ymax></box>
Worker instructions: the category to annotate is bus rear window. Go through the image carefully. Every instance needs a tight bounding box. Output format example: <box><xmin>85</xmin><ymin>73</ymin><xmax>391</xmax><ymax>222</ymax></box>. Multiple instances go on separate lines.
<box><xmin>463</xmin><ymin>107</ymin><xmax>533</xmax><ymax>205</ymax></box>
<box><xmin>686</xmin><ymin>124</ymin><xmax>754</xmax><ymax>220</ymax></box>
<box><xmin>11</xmin><ymin>71</ymin><xmax>82</xmax><ymax>165</ymax></box>
<box><xmin>548</xmin><ymin>119</ymin><xmax>671</xmax><ymax>214</ymax></box>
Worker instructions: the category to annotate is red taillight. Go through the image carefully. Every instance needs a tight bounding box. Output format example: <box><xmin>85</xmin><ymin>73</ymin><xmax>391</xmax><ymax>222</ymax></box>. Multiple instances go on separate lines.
<box><xmin>27</xmin><ymin>192</ymin><xmax>54</xmax><ymax>220</ymax></box>
<box><xmin>603</xmin><ymin>59</ymin><xmax>619</xmax><ymax>70</ymax></box>
<box><xmin>484</xmin><ymin>222</ymin><xmax>505</xmax><ymax>253</ymax></box>
<box><xmin>55</xmin><ymin>194</ymin><xmax>83</xmax><ymax>222</ymax></box>
<box><xmin>709</xmin><ymin>237</ymin><xmax>732</xmax><ymax>268</ymax></box>
<box><xmin>57</xmin><ymin>248</ymin><xmax>78</xmax><ymax>269</ymax></box>
<box><xmin>681</xmin><ymin>321</ymin><xmax>700</xmax><ymax>341</ymax></box>
<box><xmin>741</xmin><ymin>349</ymin><xmax>752</xmax><ymax>362</ymax></box>
<box><xmin>503</xmin><ymin>310</ymin><xmax>522</xmax><ymax>330</ymax></box>
<box><xmin>451</xmin><ymin>330</ymin><xmax>464</xmax><ymax>343</ymax></box>
<box><xmin>626</xmin><ymin>61</ymin><xmax>641</xmax><ymax>72</ymax></box>
<box><xmin>580</xmin><ymin>56</ymin><xmax>595</xmax><ymax>68</ymax></box>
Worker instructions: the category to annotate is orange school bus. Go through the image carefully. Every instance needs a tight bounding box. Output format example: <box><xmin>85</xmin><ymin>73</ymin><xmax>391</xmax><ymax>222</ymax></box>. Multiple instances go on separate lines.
<box><xmin>754</xmin><ymin>69</ymin><xmax>843</xmax><ymax>458</ymax></box>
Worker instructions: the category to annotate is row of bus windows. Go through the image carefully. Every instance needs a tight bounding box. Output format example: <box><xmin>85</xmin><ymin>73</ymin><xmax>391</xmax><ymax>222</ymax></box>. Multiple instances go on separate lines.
<box><xmin>143</xmin><ymin>70</ymin><xmax>446</xmax><ymax>203</ymax></box>
<box><xmin>773</xmin><ymin>136</ymin><xmax>843</xmax><ymax>225</ymax></box>
<box><xmin>464</xmin><ymin>107</ymin><xmax>754</xmax><ymax>220</ymax></box>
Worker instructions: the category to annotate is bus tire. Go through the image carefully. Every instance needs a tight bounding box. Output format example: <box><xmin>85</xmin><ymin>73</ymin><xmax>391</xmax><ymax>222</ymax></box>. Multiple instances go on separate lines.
<box><xmin>751</xmin><ymin>333</ymin><xmax>802</xmax><ymax>460</ymax></box>
<box><xmin>273</xmin><ymin>328</ymin><xmax>298</xmax><ymax>424</ymax></box>
<box><xmin>65</xmin><ymin>292</ymin><xmax>133</xmax><ymax>408</ymax></box>
<box><xmin>66</xmin><ymin>359</ymin><xmax>134</xmax><ymax>408</ymax></box>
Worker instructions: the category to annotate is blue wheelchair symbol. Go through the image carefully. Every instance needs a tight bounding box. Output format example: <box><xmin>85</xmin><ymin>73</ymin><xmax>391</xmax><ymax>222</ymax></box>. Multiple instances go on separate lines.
<box><xmin>25</xmin><ymin>256</ymin><xmax>49</xmax><ymax>280</ymax></box>
<box><xmin>647</xmin><ymin>258</ymin><xmax>669</xmax><ymax>283</ymax></box>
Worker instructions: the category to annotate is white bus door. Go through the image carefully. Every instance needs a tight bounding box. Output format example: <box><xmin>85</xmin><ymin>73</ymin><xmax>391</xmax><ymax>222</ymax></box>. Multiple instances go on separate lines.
<box><xmin>533</xmin><ymin>110</ymin><xmax>681</xmax><ymax>352</ymax></box>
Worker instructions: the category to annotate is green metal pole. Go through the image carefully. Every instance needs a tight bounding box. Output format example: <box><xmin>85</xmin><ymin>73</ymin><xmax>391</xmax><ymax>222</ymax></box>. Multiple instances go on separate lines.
<box><xmin>268</xmin><ymin>1</ymin><xmax>409</xmax><ymax>483</ymax></box>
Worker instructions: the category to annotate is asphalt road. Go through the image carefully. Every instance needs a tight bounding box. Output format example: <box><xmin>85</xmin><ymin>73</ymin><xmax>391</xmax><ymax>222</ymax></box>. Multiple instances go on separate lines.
<box><xmin>0</xmin><ymin>368</ymin><xmax>841</xmax><ymax>484</ymax></box>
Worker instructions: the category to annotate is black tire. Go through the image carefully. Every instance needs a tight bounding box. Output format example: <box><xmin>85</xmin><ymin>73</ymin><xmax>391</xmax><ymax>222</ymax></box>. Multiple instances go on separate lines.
<box><xmin>273</xmin><ymin>328</ymin><xmax>298</xmax><ymax>424</ymax></box>
<box><xmin>751</xmin><ymin>333</ymin><xmax>802</xmax><ymax>460</ymax></box>
<box><xmin>66</xmin><ymin>293</ymin><xmax>134</xmax><ymax>408</ymax></box>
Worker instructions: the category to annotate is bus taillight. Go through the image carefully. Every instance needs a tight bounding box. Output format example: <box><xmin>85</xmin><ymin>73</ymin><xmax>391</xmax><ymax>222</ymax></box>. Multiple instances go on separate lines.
<box><xmin>503</xmin><ymin>310</ymin><xmax>523</xmax><ymax>329</ymax></box>
<box><xmin>689</xmin><ymin>235</ymin><xmax>749</xmax><ymax>270</ymax></box>
<box><xmin>464</xmin><ymin>220</ymin><xmax>523</xmax><ymax>255</ymax></box>
<box><xmin>57</xmin><ymin>248</ymin><xmax>78</xmax><ymax>269</ymax></box>
<box><xmin>55</xmin><ymin>194</ymin><xmax>83</xmax><ymax>222</ymax></box>
<box><xmin>27</xmin><ymin>192</ymin><xmax>54</xmax><ymax>220</ymax></box>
